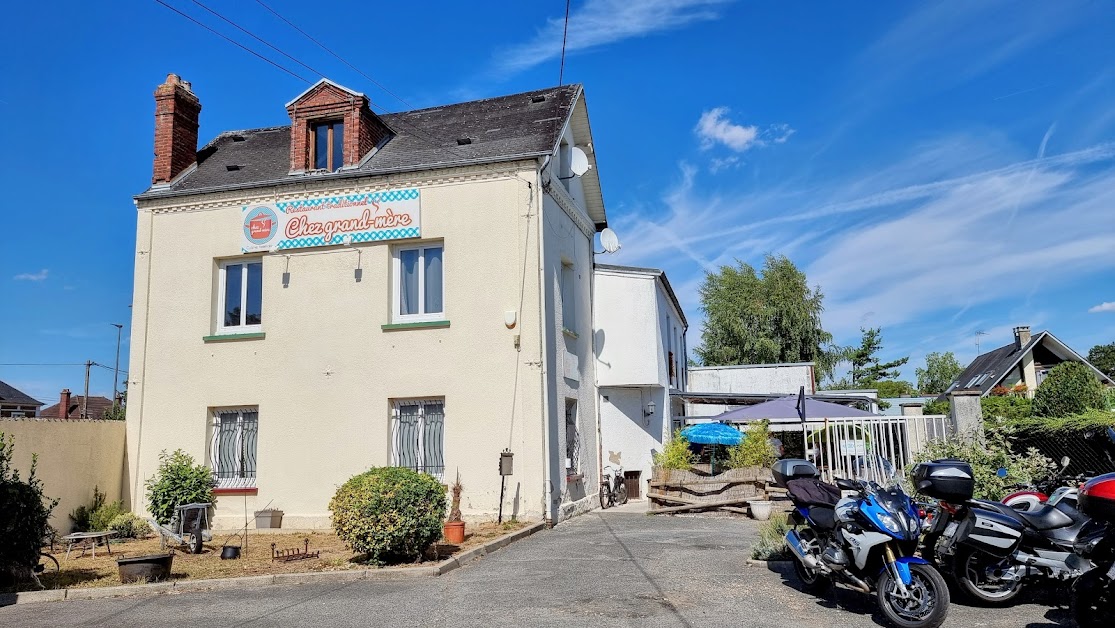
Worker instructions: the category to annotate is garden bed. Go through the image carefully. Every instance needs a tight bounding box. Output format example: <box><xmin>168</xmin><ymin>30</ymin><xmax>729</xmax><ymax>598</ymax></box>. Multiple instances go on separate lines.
<box><xmin>9</xmin><ymin>521</ymin><xmax>529</xmax><ymax>593</ymax></box>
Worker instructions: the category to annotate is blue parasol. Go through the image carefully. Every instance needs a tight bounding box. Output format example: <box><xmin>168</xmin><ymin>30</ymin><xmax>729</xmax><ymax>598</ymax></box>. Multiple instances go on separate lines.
<box><xmin>681</xmin><ymin>422</ymin><xmax>743</xmax><ymax>446</ymax></box>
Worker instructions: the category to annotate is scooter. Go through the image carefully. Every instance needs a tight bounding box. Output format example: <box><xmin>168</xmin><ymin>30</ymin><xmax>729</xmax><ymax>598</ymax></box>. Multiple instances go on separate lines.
<box><xmin>775</xmin><ymin>459</ymin><xmax>950</xmax><ymax>628</ymax></box>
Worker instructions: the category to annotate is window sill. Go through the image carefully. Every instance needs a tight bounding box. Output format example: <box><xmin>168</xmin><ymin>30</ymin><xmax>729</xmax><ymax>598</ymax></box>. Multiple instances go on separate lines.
<box><xmin>203</xmin><ymin>332</ymin><xmax>266</xmax><ymax>343</ymax></box>
<box><xmin>381</xmin><ymin>320</ymin><xmax>450</xmax><ymax>331</ymax></box>
<box><xmin>562</xmin><ymin>328</ymin><xmax>579</xmax><ymax>339</ymax></box>
<box><xmin>213</xmin><ymin>487</ymin><xmax>258</xmax><ymax>495</ymax></box>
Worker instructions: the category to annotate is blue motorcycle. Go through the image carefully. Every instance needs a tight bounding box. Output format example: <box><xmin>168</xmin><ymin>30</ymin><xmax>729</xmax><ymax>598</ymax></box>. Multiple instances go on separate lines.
<box><xmin>773</xmin><ymin>459</ymin><xmax>950</xmax><ymax>628</ymax></box>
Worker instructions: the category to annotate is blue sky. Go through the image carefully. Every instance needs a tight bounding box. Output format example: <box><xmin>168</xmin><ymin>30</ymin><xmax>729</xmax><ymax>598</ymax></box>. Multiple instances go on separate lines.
<box><xmin>2</xmin><ymin>1</ymin><xmax>1114</xmax><ymax>404</ymax></box>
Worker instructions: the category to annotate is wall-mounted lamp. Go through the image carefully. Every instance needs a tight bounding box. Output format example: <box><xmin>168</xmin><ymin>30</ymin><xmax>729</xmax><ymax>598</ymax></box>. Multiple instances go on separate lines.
<box><xmin>643</xmin><ymin>400</ymin><xmax>656</xmax><ymax>417</ymax></box>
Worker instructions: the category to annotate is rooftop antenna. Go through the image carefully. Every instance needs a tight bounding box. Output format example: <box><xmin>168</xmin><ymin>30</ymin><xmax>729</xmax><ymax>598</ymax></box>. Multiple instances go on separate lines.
<box><xmin>975</xmin><ymin>330</ymin><xmax>988</xmax><ymax>354</ymax></box>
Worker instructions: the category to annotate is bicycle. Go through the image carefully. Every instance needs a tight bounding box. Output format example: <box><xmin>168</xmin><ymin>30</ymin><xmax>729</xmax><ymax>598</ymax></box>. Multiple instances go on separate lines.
<box><xmin>599</xmin><ymin>465</ymin><xmax>628</xmax><ymax>509</ymax></box>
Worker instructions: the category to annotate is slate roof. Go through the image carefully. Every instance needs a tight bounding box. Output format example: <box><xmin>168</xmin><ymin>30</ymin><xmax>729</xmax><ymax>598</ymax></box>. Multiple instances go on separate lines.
<box><xmin>137</xmin><ymin>84</ymin><xmax>582</xmax><ymax>200</ymax></box>
<box><xmin>40</xmin><ymin>395</ymin><xmax>114</xmax><ymax>419</ymax></box>
<box><xmin>0</xmin><ymin>380</ymin><xmax>43</xmax><ymax>407</ymax></box>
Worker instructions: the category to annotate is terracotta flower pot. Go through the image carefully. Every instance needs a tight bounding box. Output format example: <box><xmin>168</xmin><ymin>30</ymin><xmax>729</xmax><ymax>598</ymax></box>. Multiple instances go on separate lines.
<box><xmin>443</xmin><ymin>520</ymin><xmax>465</xmax><ymax>544</ymax></box>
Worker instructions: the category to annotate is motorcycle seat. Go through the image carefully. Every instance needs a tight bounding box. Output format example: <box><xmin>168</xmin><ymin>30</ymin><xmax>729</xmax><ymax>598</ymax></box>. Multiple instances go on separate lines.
<box><xmin>974</xmin><ymin>500</ymin><xmax>1075</xmax><ymax>531</ymax></box>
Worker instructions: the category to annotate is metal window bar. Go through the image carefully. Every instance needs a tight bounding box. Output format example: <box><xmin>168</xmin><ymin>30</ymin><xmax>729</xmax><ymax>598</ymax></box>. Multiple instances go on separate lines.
<box><xmin>211</xmin><ymin>409</ymin><xmax>258</xmax><ymax>488</ymax></box>
<box><xmin>392</xmin><ymin>400</ymin><xmax>444</xmax><ymax>480</ymax></box>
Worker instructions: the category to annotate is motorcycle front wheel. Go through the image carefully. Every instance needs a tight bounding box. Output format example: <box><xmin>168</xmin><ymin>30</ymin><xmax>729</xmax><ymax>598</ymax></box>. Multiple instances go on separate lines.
<box><xmin>952</xmin><ymin>547</ymin><xmax>1023</xmax><ymax>605</ymax></box>
<box><xmin>1071</xmin><ymin>569</ymin><xmax>1114</xmax><ymax>628</ymax></box>
<box><xmin>877</xmin><ymin>563</ymin><xmax>950</xmax><ymax>628</ymax></box>
<box><xmin>616</xmin><ymin>482</ymin><xmax>629</xmax><ymax>505</ymax></box>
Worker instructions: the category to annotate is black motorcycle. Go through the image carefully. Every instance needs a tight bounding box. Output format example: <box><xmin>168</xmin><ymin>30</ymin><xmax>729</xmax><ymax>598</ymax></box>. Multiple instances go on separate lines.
<box><xmin>913</xmin><ymin>459</ymin><xmax>1104</xmax><ymax>605</ymax></box>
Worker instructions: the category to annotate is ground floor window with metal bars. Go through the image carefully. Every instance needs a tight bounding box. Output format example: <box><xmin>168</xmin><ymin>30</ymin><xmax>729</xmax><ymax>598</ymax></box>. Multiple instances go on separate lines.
<box><xmin>210</xmin><ymin>408</ymin><xmax>259</xmax><ymax>489</ymax></box>
<box><xmin>392</xmin><ymin>399</ymin><xmax>445</xmax><ymax>480</ymax></box>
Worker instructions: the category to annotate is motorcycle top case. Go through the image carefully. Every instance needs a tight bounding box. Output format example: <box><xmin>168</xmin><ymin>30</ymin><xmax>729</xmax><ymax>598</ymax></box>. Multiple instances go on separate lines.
<box><xmin>772</xmin><ymin>459</ymin><xmax>820</xmax><ymax>488</ymax></box>
<box><xmin>911</xmin><ymin>459</ymin><xmax>974</xmax><ymax>502</ymax></box>
<box><xmin>1079</xmin><ymin>472</ymin><xmax>1115</xmax><ymax>524</ymax></box>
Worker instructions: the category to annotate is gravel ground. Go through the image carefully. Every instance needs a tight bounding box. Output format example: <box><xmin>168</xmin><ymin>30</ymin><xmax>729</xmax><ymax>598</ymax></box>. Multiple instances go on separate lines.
<box><xmin>0</xmin><ymin>507</ymin><xmax>1072</xmax><ymax>627</ymax></box>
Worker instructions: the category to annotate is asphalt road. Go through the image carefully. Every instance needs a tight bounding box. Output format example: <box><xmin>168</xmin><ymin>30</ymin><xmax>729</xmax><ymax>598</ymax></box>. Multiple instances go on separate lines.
<box><xmin>0</xmin><ymin>507</ymin><xmax>1073</xmax><ymax>627</ymax></box>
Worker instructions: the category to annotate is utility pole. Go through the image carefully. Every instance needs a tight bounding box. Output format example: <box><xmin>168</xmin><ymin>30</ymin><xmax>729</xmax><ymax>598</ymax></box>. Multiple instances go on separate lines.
<box><xmin>83</xmin><ymin>360</ymin><xmax>92</xmax><ymax>418</ymax></box>
<box><xmin>112</xmin><ymin>324</ymin><xmax>124</xmax><ymax>406</ymax></box>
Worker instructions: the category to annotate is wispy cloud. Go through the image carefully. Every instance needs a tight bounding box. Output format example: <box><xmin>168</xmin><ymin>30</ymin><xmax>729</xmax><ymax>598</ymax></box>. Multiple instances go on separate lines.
<box><xmin>1090</xmin><ymin>302</ymin><xmax>1115</xmax><ymax>314</ymax></box>
<box><xmin>14</xmin><ymin>269</ymin><xmax>48</xmax><ymax>281</ymax></box>
<box><xmin>493</xmin><ymin>0</ymin><xmax>731</xmax><ymax>75</ymax></box>
<box><xmin>695</xmin><ymin>107</ymin><xmax>794</xmax><ymax>153</ymax></box>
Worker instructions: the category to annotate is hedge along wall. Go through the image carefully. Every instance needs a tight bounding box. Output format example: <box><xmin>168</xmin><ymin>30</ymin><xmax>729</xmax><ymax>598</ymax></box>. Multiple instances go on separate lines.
<box><xmin>1</xmin><ymin>419</ymin><xmax>126</xmax><ymax>533</ymax></box>
<box><xmin>1007</xmin><ymin>412</ymin><xmax>1115</xmax><ymax>477</ymax></box>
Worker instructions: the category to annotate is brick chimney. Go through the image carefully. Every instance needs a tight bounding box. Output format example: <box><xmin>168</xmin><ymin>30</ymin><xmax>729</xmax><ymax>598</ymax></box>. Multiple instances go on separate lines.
<box><xmin>286</xmin><ymin>79</ymin><xmax>392</xmax><ymax>174</ymax></box>
<box><xmin>152</xmin><ymin>73</ymin><xmax>202</xmax><ymax>185</ymax></box>
<box><xmin>58</xmin><ymin>389</ymin><xmax>71</xmax><ymax>419</ymax></box>
<box><xmin>1014</xmin><ymin>325</ymin><xmax>1032</xmax><ymax>350</ymax></box>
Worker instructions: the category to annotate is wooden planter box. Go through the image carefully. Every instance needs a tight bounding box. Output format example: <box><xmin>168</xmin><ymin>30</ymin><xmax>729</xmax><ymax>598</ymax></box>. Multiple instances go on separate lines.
<box><xmin>648</xmin><ymin>466</ymin><xmax>774</xmax><ymax>515</ymax></box>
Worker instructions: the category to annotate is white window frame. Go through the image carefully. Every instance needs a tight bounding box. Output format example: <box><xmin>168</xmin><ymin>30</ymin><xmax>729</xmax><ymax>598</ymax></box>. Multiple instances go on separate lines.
<box><xmin>561</xmin><ymin>260</ymin><xmax>576</xmax><ymax>334</ymax></box>
<box><xmin>209</xmin><ymin>407</ymin><xmax>258</xmax><ymax>489</ymax></box>
<box><xmin>390</xmin><ymin>398</ymin><xmax>445</xmax><ymax>481</ymax></box>
<box><xmin>391</xmin><ymin>243</ymin><xmax>445</xmax><ymax>323</ymax></box>
<box><xmin>217</xmin><ymin>258</ymin><xmax>263</xmax><ymax>334</ymax></box>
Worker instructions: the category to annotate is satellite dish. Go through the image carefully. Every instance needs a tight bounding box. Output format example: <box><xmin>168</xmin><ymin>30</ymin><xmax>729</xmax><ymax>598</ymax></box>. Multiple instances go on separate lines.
<box><xmin>569</xmin><ymin>146</ymin><xmax>591</xmax><ymax>177</ymax></box>
<box><xmin>600</xmin><ymin>228</ymin><xmax>621</xmax><ymax>253</ymax></box>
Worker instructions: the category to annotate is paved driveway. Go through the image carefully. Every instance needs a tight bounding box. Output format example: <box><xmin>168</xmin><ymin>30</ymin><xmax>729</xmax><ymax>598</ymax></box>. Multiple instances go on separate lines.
<box><xmin>0</xmin><ymin>507</ymin><xmax>1070</xmax><ymax>627</ymax></box>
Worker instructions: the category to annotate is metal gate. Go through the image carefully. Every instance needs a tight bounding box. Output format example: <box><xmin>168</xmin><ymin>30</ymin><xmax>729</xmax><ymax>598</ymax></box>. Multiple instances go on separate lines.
<box><xmin>795</xmin><ymin>415</ymin><xmax>952</xmax><ymax>484</ymax></box>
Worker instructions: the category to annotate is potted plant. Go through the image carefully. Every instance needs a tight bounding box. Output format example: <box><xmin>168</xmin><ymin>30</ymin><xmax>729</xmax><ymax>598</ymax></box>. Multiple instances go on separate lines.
<box><xmin>443</xmin><ymin>475</ymin><xmax>465</xmax><ymax>544</ymax></box>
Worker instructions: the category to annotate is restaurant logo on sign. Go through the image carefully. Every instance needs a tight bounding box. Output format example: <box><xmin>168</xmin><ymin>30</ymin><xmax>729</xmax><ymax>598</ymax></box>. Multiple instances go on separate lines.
<box><xmin>241</xmin><ymin>188</ymin><xmax>420</xmax><ymax>253</ymax></box>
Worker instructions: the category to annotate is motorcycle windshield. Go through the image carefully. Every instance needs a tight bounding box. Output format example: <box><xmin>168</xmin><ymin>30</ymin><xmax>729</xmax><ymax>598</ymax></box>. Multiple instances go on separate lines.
<box><xmin>867</xmin><ymin>487</ymin><xmax>921</xmax><ymax>541</ymax></box>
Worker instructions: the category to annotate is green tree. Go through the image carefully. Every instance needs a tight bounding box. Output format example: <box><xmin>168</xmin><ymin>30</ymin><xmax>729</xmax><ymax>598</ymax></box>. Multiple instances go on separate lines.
<box><xmin>847</xmin><ymin>327</ymin><xmax>909</xmax><ymax>386</ymax></box>
<box><xmin>873</xmin><ymin>380</ymin><xmax>917</xmax><ymax>398</ymax></box>
<box><xmin>695</xmin><ymin>255</ymin><xmax>843</xmax><ymax>381</ymax></box>
<box><xmin>1087</xmin><ymin>342</ymin><xmax>1115</xmax><ymax>380</ymax></box>
<box><xmin>1033</xmin><ymin>362</ymin><xmax>1105</xmax><ymax>417</ymax></box>
<box><xmin>916</xmin><ymin>351</ymin><xmax>965</xmax><ymax>395</ymax></box>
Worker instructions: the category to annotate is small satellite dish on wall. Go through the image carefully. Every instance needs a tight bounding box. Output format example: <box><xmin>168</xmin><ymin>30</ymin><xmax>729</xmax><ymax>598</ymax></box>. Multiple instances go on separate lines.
<box><xmin>569</xmin><ymin>147</ymin><xmax>591</xmax><ymax>177</ymax></box>
<box><xmin>599</xmin><ymin>228</ymin><xmax>621</xmax><ymax>254</ymax></box>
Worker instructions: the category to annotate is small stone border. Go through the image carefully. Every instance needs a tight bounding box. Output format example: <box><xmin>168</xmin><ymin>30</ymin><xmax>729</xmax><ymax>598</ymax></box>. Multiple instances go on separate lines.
<box><xmin>2</xmin><ymin>522</ymin><xmax>545</xmax><ymax>607</ymax></box>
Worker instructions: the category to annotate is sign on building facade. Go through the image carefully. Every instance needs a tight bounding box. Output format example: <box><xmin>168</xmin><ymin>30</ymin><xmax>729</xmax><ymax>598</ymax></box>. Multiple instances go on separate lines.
<box><xmin>242</xmin><ymin>188</ymin><xmax>421</xmax><ymax>253</ymax></box>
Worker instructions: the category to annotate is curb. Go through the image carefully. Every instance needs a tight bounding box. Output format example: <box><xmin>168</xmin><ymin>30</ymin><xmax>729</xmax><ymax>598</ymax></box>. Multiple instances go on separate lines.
<box><xmin>2</xmin><ymin>522</ymin><xmax>546</xmax><ymax>607</ymax></box>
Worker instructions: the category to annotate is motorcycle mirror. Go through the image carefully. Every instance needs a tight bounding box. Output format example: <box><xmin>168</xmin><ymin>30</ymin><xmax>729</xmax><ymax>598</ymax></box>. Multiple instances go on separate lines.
<box><xmin>1060</xmin><ymin>456</ymin><xmax>1071</xmax><ymax>469</ymax></box>
<box><xmin>996</xmin><ymin>467</ymin><xmax>1008</xmax><ymax>478</ymax></box>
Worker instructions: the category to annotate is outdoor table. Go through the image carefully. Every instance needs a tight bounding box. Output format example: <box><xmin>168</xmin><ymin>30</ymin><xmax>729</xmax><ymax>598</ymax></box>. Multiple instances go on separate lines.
<box><xmin>62</xmin><ymin>531</ymin><xmax>118</xmax><ymax>559</ymax></box>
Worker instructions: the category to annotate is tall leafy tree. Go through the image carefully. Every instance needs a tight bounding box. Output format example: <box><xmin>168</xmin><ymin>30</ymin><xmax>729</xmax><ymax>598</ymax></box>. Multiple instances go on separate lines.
<box><xmin>848</xmin><ymin>327</ymin><xmax>909</xmax><ymax>386</ymax></box>
<box><xmin>916</xmin><ymin>351</ymin><xmax>965</xmax><ymax>395</ymax></box>
<box><xmin>1087</xmin><ymin>342</ymin><xmax>1115</xmax><ymax>379</ymax></box>
<box><xmin>695</xmin><ymin>254</ymin><xmax>842</xmax><ymax>381</ymax></box>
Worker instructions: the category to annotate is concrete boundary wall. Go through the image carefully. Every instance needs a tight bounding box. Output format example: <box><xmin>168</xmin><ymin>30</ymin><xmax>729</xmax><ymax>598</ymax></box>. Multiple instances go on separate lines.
<box><xmin>0</xmin><ymin>418</ymin><xmax>126</xmax><ymax>533</ymax></box>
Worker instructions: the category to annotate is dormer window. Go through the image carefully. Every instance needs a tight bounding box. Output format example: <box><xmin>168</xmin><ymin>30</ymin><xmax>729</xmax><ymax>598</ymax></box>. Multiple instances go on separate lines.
<box><xmin>312</xmin><ymin>120</ymin><xmax>345</xmax><ymax>171</ymax></box>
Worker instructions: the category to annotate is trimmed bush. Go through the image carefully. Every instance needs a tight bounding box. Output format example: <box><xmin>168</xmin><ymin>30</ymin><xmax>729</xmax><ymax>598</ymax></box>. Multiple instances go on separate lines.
<box><xmin>145</xmin><ymin>450</ymin><xmax>215</xmax><ymax>525</ymax></box>
<box><xmin>1033</xmin><ymin>362</ymin><xmax>1105</xmax><ymax>417</ymax></box>
<box><xmin>653</xmin><ymin>429</ymin><xmax>696</xmax><ymax>470</ymax></box>
<box><xmin>980</xmin><ymin>396</ymin><xmax>1032</xmax><ymax>422</ymax></box>
<box><xmin>109</xmin><ymin>513</ymin><xmax>152</xmax><ymax>539</ymax></box>
<box><xmin>751</xmin><ymin>513</ymin><xmax>790</xmax><ymax>560</ymax></box>
<box><xmin>729</xmin><ymin>420</ymin><xmax>778</xmax><ymax>469</ymax></box>
<box><xmin>0</xmin><ymin>434</ymin><xmax>58</xmax><ymax>585</ymax></box>
<box><xmin>922</xmin><ymin>398</ymin><xmax>950</xmax><ymax>416</ymax></box>
<box><xmin>329</xmin><ymin>467</ymin><xmax>446</xmax><ymax>565</ymax></box>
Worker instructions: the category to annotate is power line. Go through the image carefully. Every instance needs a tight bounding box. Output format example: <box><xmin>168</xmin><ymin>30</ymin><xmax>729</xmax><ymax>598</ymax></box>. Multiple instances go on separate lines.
<box><xmin>189</xmin><ymin>0</ymin><xmax>328</xmax><ymax>80</ymax></box>
<box><xmin>154</xmin><ymin>0</ymin><xmax>310</xmax><ymax>83</ymax></box>
<box><xmin>254</xmin><ymin>0</ymin><xmax>411</xmax><ymax>110</ymax></box>
<box><xmin>559</xmin><ymin>0</ymin><xmax>571</xmax><ymax>85</ymax></box>
<box><xmin>0</xmin><ymin>363</ymin><xmax>86</xmax><ymax>367</ymax></box>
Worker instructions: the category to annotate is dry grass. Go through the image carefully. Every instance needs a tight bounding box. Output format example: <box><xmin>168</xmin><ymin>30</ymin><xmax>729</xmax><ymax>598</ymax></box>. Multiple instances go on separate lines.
<box><xmin>19</xmin><ymin>520</ymin><xmax>530</xmax><ymax>593</ymax></box>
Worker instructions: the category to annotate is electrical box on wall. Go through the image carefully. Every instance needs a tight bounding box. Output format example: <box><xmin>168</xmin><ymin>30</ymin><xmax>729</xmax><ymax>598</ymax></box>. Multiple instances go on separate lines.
<box><xmin>500</xmin><ymin>449</ymin><xmax>514</xmax><ymax>476</ymax></box>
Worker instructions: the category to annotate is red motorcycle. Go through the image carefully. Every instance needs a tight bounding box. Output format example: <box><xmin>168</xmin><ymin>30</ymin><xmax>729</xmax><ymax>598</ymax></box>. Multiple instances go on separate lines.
<box><xmin>1070</xmin><ymin>471</ymin><xmax>1115</xmax><ymax>627</ymax></box>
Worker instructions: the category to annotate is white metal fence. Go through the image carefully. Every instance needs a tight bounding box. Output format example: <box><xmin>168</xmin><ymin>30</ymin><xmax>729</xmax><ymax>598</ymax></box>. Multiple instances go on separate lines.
<box><xmin>768</xmin><ymin>415</ymin><xmax>953</xmax><ymax>484</ymax></box>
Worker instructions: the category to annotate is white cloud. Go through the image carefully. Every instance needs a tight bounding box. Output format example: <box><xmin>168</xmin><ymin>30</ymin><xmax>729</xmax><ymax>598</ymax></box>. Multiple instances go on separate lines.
<box><xmin>696</xmin><ymin>107</ymin><xmax>760</xmax><ymax>152</ymax></box>
<box><xmin>708</xmin><ymin>155</ymin><xmax>742</xmax><ymax>173</ymax></box>
<box><xmin>14</xmin><ymin>269</ymin><xmax>48</xmax><ymax>281</ymax></box>
<box><xmin>1090</xmin><ymin>302</ymin><xmax>1115</xmax><ymax>313</ymax></box>
<box><xmin>494</xmin><ymin>0</ymin><xmax>731</xmax><ymax>75</ymax></box>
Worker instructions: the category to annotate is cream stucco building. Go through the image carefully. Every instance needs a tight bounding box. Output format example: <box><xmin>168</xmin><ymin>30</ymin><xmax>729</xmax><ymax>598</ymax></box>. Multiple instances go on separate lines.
<box><xmin>126</xmin><ymin>75</ymin><xmax>608</xmax><ymax>528</ymax></box>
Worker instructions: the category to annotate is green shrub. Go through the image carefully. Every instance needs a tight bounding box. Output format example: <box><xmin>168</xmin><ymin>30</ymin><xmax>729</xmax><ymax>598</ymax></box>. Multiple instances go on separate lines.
<box><xmin>69</xmin><ymin>485</ymin><xmax>107</xmax><ymax>533</ymax></box>
<box><xmin>0</xmin><ymin>434</ymin><xmax>58</xmax><ymax>585</ymax></box>
<box><xmin>91</xmin><ymin>500</ymin><xmax>125</xmax><ymax>532</ymax></box>
<box><xmin>923</xmin><ymin>398</ymin><xmax>950</xmax><ymax>416</ymax></box>
<box><xmin>751</xmin><ymin>513</ymin><xmax>790</xmax><ymax>560</ymax></box>
<box><xmin>329</xmin><ymin>467</ymin><xmax>446</xmax><ymax>565</ymax></box>
<box><xmin>980</xmin><ymin>396</ymin><xmax>1032</xmax><ymax>422</ymax></box>
<box><xmin>108</xmin><ymin>513</ymin><xmax>152</xmax><ymax>539</ymax></box>
<box><xmin>1103</xmin><ymin>387</ymin><xmax>1115</xmax><ymax>411</ymax></box>
<box><xmin>1033</xmin><ymin>362</ymin><xmax>1105</xmax><ymax>417</ymax></box>
<box><xmin>653</xmin><ymin>430</ymin><xmax>696</xmax><ymax>470</ymax></box>
<box><xmin>913</xmin><ymin>418</ymin><xmax>1055</xmax><ymax>501</ymax></box>
<box><xmin>729</xmin><ymin>420</ymin><xmax>778</xmax><ymax>469</ymax></box>
<box><xmin>1008</xmin><ymin>408</ymin><xmax>1115</xmax><ymax>434</ymax></box>
<box><xmin>145</xmin><ymin>450</ymin><xmax>215</xmax><ymax>525</ymax></box>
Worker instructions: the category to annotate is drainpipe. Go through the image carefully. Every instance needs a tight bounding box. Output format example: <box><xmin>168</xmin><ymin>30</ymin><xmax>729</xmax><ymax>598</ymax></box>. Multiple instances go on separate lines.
<box><xmin>535</xmin><ymin>161</ymin><xmax>554</xmax><ymax>526</ymax></box>
<box><xmin>131</xmin><ymin>202</ymin><xmax>156</xmax><ymax>510</ymax></box>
